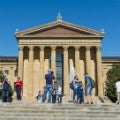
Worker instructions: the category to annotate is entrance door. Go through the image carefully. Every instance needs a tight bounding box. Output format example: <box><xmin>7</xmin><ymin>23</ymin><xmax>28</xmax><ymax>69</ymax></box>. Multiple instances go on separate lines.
<box><xmin>56</xmin><ymin>54</ymin><xmax>63</xmax><ymax>90</ymax></box>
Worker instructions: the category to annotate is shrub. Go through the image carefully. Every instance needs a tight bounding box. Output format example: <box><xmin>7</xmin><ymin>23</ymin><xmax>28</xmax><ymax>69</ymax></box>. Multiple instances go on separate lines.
<box><xmin>106</xmin><ymin>64</ymin><xmax>120</xmax><ymax>102</ymax></box>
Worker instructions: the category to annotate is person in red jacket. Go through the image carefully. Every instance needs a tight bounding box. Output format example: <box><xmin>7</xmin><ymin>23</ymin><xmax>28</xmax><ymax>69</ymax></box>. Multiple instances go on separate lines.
<box><xmin>15</xmin><ymin>77</ymin><xmax>23</xmax><ymax>102</ymax></box>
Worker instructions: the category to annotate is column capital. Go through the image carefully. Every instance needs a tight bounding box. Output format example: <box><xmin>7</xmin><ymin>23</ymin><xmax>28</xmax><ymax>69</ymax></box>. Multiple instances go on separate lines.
<box><xmin>63</xmin><ymin>46</ymin><xmax>69</xmax><ymax>50</ymax></box>
<box><xmin>96</xmin><ymin>46</ymin><xmax>101</xmax><ymax>51</ymax></box>
<box><xmin>39</xmin><ymin>46</ymin><xmax>45</xmax><ymax>51</ymax></box>
<box><xmin>29</xmin><ymin>46</ymin><xmax>34</xmax><ymax>50</ymax></box>
<box><xmin>85</xmin><ymin>46</ymin><xmax>91</xmax><ymax>50</ymax></box>
<box><xmin>74</xmin><ymin>46</ymin><xmax>80</xmax><ymax>50</ymax></box>
<box><xmin>18</xmin><ymin>46</ymin><xmax>24</xmax><ymax>51</ymax></box>
<box><xmin>51</xmin><ymin>46</ymin><xmax>56</xmax><ymax>50</ymax></box>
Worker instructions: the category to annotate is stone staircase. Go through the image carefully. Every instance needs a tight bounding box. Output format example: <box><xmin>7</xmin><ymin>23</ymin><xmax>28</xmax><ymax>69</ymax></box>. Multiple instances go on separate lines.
<box><xmin>0</xmin><ymin>102</ymin><xmax>120</xmax><ymax>120</ymax></box>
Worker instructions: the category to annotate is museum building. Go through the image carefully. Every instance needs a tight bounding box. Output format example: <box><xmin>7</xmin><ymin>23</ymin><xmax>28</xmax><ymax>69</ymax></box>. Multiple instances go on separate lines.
<box><xmin>0</xmin><ymin>15</ymin><xmax>120</xmax><ymax>100</ymax></box>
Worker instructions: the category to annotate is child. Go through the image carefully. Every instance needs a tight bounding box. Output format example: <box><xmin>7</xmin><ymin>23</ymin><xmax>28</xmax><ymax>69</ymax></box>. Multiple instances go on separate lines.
<box><xmin>77</xmin><ymin>81</ymin><xmax>84</xmax><ymax>104</ymax></box>
<box><xmin>41</xmin><ymin>86</ymin><xmax>45</xmax><ymax>102</ymax></box>
<box><xmin>36</xmin><ymin>90</ymin><xmax>41</xmax><ymax>102</ymax></box>
<box><xmin>56</xmin><ymin>85</ymin><xmax>62</xmax><ymax>104</ymax></box>
<box><xmin>52</xmin><ymin>81</ymin><xmax>57</xmax><ymax>103</ymax></box>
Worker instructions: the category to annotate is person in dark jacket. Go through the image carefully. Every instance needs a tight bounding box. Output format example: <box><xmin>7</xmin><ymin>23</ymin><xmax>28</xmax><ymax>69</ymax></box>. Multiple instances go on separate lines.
<box><xmin>44</xmin><ymin>69</ymin><xmax>55</xmax><ymax>103</ymax></box>
<box><xmin>2</xmin><ymin>77</ymin><xmax>10</xmax><ymax>106</ymax></box>
<box><xmin>77</xmin><ymin>81</ymin><xmax>84</xmax><ymax>104</ymax></box>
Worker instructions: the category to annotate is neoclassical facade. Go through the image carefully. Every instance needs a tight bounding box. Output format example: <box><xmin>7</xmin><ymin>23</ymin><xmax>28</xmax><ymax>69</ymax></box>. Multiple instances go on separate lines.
<box><xmin>15</xmin><ymin>18</ymin><xmax>105</xmax><ymax>98</ymax></box>
<box><xmin>1</xmin><ymin>17</ymin><xmax>120</xmax><ymax>101</ymax></box>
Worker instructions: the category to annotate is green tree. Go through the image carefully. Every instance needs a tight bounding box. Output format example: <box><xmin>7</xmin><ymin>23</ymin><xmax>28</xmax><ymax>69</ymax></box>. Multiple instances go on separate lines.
<box><xmin>106</xmin><ymin>64</ymin><xmax>120</xmax><ymax>102</ymax></box>
<box><xmin>0</xmin><ymin>70</ymin><xmax>5</xmax><ymax>83</ymax></box>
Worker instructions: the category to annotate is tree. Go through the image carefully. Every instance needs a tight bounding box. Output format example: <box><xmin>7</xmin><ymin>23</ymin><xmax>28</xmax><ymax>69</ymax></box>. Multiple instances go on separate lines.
<box><xmin>0</xmin><ymin>70</ymin><xmax>14</xmax><ymax>101</ymax></box>
<box><xmin>106</xmin><ymin>64</ymin><xmax>120</xmax><ymax>102</ymax></box>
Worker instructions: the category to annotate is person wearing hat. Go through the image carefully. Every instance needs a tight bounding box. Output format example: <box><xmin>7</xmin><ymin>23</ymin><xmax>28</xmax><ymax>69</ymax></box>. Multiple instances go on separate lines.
<box><xmin>44</xmin><ymin>69</ymin><xmax>55</xmax><ymax>103</ymax></box>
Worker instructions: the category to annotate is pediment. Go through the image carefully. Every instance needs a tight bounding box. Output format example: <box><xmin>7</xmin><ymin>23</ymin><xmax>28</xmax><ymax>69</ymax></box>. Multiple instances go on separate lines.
<box><xmin>16</xmin><ymin>21</ymin><xmax>104</xmax><ymax>38</ymax></box>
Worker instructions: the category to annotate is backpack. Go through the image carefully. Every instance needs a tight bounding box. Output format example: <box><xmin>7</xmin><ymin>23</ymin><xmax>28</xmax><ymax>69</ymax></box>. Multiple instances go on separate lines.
<box><xmin>69</xmin><ymin>81</ymin><xmax>74</xmax><ymax>90</ymax></box>
<box><xmin>90</xmin><ymin>78</ymin><xmax>95</xmax><ymax>88</ymax></box>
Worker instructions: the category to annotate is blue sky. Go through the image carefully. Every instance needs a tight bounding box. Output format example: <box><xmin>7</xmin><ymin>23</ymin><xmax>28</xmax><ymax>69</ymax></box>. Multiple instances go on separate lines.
<box><xmin>0</xmin><ymin>0</ymin><xmax>120</xmax><ymax>56</ymax></box>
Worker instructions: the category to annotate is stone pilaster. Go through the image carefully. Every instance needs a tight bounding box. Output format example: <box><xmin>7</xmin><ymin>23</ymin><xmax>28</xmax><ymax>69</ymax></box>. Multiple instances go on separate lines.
<box><xmin>9</xmin><ymin>67</ymin><xmax>14</xmax><ymax>86</ymax></box>
<box><xmin>63</xmin><ymin>46</ymin><xmax>69</xmax><ymax>95</ymax></box>
<box><xmin>18</xmin><ymin>46</ymin><xmax>23</xmax><ymax>79</ymax></box>
<box><xmin>28</xmin><ymin>46</ymin><xmax>34</xmax><ymax>96</ymax></box>
<box><xmin>39</xmin><ymin>46</ymin><xmax>45</xmax><ymax>90</ymax></box>
<box><xmin>85</xmin><ymin>46</ymin><xmax>91</xmax><ymax>75</ymax></box>
<box><xmin>51</xmin><ymin>46</ymin><xmax>56</xmax><ymax>76</ymax></box>
<box><xmin>96</xmin><ymin>46</ymin><xmax>103</xmax><ymax>96</ymax></box>
<box><xmin>75</xmin><ymin>46</ymin><xmax>80</xmax><ymax>79</ymax></box>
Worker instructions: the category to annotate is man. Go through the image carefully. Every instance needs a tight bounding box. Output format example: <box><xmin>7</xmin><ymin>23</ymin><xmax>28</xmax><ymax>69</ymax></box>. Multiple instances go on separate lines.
<box><xmin>115</xmin><ymin>78</ymin><xmax>120</xmax><ymax>105</ymax></box>
<box><xmin>84</xmin><ymin>73</ymin><xmax>94</xmax><ymax>104</ymax></box>
<box><xmin>44</xmin><ymin>69</ymin><xmax>55</xmax><ymax>103</ymax></box>
<box><xmin>2</xmin><ymin>77</ymin><xmax>10</xmax><ymax>106</ymax></box>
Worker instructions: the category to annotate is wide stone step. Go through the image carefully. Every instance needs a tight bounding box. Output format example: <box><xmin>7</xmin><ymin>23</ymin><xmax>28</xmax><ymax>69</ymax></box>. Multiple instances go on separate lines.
<box><xmin>0</xmin><ymin>103</ymin><xmax>120</xmax><ymax>120</ymax></box>
<box><xmin>0</xmin><ymin>118</ymin><xmax>118</xmax><ymax>120</ymax></box>
<box><xmin>0</xmin><ymin>117</ymin><xmax>119</xmax><ymax>120</ymax></box>
<box><xmin>0</xmin><ymin>114</ymin><xmax>119</xmax><ymax>118</ymax></box>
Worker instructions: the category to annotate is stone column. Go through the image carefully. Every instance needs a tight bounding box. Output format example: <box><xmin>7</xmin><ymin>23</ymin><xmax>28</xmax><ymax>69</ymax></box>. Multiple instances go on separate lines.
<box><xmin>85</xmin><ymin>46</ymin><xmax>91</xmax><ymax>75</ymax></box>
<box><xmin>39</xmin><ymin>46</ymin><xmax>45</xmax><ymax>90</ymax></box>
<box><xmin>75</xmin><ymin>46</ymin><xmax>80</xmax><ymax>79</ymax></box>
<box><xmin>96</xmin><ymin>46</ymin><xmax>103</xmax><ymax>96</ymax></box>
<box><xmin>18</xmin><ymin>46</ymin><xmax>23</xmax><ymax>79</ymax></box>
<box><xmin>63</xmin><ymin>46</ymin><xmax>69</xmax><ymax>96</ymax></box>
<box><xmin>28</xmin><ymin>46</ymin><xmax>34</xmax><ymax>96</ymax></box>
<box><xmin>51</xmin><ymin>46</ymin><xmax>56</xmax><ymax>76</ymax></box>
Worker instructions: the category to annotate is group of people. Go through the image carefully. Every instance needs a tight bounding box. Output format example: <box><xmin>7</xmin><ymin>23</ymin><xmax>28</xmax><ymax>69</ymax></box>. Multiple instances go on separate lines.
<box><xmin>1</xmin><ymin>70</ymin><xmax>120</xmax><ymax>105</ymax></box>
<box><xmin>36</xmin><ymin>69</ymin><xmax>63</xmax><ymax>104</ymax></box>
<box><xmin>0</xmin><ymin>77</ymin><xmax>22</xmax><ymax>106</ymax></box>
<box><xmin>72</xmin><ymin>73</ymin><xmax>94</xmax><ymax>104</ymax></box>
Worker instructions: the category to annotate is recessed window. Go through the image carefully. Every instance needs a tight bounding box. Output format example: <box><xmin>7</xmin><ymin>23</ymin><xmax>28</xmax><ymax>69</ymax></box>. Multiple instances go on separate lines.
<box><xmin>14</xmin><ymin>70</ymin><xmax>18</xmax><ymax>77</ymax></box>
<box><xmin>4</xmin><ymin>70</ymin><xmax>9</xmax><ymax>77</ymax></box>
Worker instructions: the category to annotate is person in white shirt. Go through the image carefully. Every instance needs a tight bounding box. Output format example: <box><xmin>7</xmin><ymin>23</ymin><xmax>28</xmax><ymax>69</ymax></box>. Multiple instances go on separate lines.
<box><xmin>115</xmin><ymin>79</ymin><xmax>120</xmax><ymax>104</ymax></box>
<box><xmin>56</xmin><ymin>85</ymin><xmax>62</xmax><ymax>104</ymax></box>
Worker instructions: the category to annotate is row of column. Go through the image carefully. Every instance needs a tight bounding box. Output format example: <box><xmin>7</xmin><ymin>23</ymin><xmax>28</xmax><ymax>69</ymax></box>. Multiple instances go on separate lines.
<box><xmin>18</xmin><ymin>45</ymin><xmax>103</xmax><ymax>96</ymax></box>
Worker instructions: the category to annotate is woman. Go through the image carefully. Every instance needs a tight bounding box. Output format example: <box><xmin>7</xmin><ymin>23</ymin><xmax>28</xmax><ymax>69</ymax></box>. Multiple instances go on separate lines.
<box><xmin>15</xmin><ymin>77</ymin><xmax>23</xmax><ymax>102</ymax></box>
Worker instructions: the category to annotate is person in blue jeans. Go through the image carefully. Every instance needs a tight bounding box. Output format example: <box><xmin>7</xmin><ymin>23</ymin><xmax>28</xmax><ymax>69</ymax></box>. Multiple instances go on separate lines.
<box><xmin>2</xmin><ymin>77</ymin><xmax>10</xmax><ymax>106</ymax></box>
<box><xmin>72</xmin><ymin>75</ymin><xmax>79</xmax><ymax>103</ymax></box>
<box><xmin>77</xmin><ymin>81</ymin><xmax>84</xmax><ymax>104</ymax></box>
<box><xmin>44</xmin><ymin>69</ymin><xmax>55</xmax><ymax>103</ymax></box>
<box><xmin>84</xmin><ymin>73</ymin><xmax>93</xmax><ymax>104</ymax></box>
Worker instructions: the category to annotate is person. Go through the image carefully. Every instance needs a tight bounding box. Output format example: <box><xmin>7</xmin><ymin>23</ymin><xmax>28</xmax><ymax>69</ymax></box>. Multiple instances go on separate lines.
<box><xmin>36</xmin><ymin>90</ymin><xmax>41</xmax><ymax>102</ymax></box>
<box><xmin>44</xmin><ymin>69</ymin><xmax>55</xmax><ymax>103</ymax></box>
<box><xmin>72</xmin><ymin>75</ymin><xmax>79</xmax><ymax>103</ymax></box>
<box><xmin>77</xmin><ymin>81</ymin><xmax>84</xmax><ymax>104</ymax></box>
<box><xmin>41</xmin><ymin>86</ymin><xmax>45</xmax><ymax>102</ymax></box>
<box><xmin>15</xmin><ymin>77</ymin><xmax>23</xmax><ymax>103</ymax></box>
<box><xmin>2</xmin><ymin>77</ymin><xmax>10</xmax><ymax>106</ymax></box>
<box><xmin>52</xmin><ymin>81</ymin><xmax>57</xmax><ymax>103</ymax></box>
<box><xmin>115</xmin><ymin>78</ymin><xmax>120</xmax><ymax>105</ymax></box>
<box><xmin>84</xmin><ymin>73</ymin><xmax>93</xmax><ymax>104</ymax></box>
<box><xmin>56</xmin><ymin>85</ymin><xmax>62</xmax><ymax>104</ymax></box>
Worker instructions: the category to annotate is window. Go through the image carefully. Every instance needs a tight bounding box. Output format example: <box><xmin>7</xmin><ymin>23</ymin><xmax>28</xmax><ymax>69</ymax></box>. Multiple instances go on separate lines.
<box><xmin>14</xmin><ymin>70</ymin><xmax>18</xmax><ymax>77</ymax></box>
<box><xmin>4</xmin><ymin>70</ymin><xmax>9</xmax><ymax>77</ymax></box>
